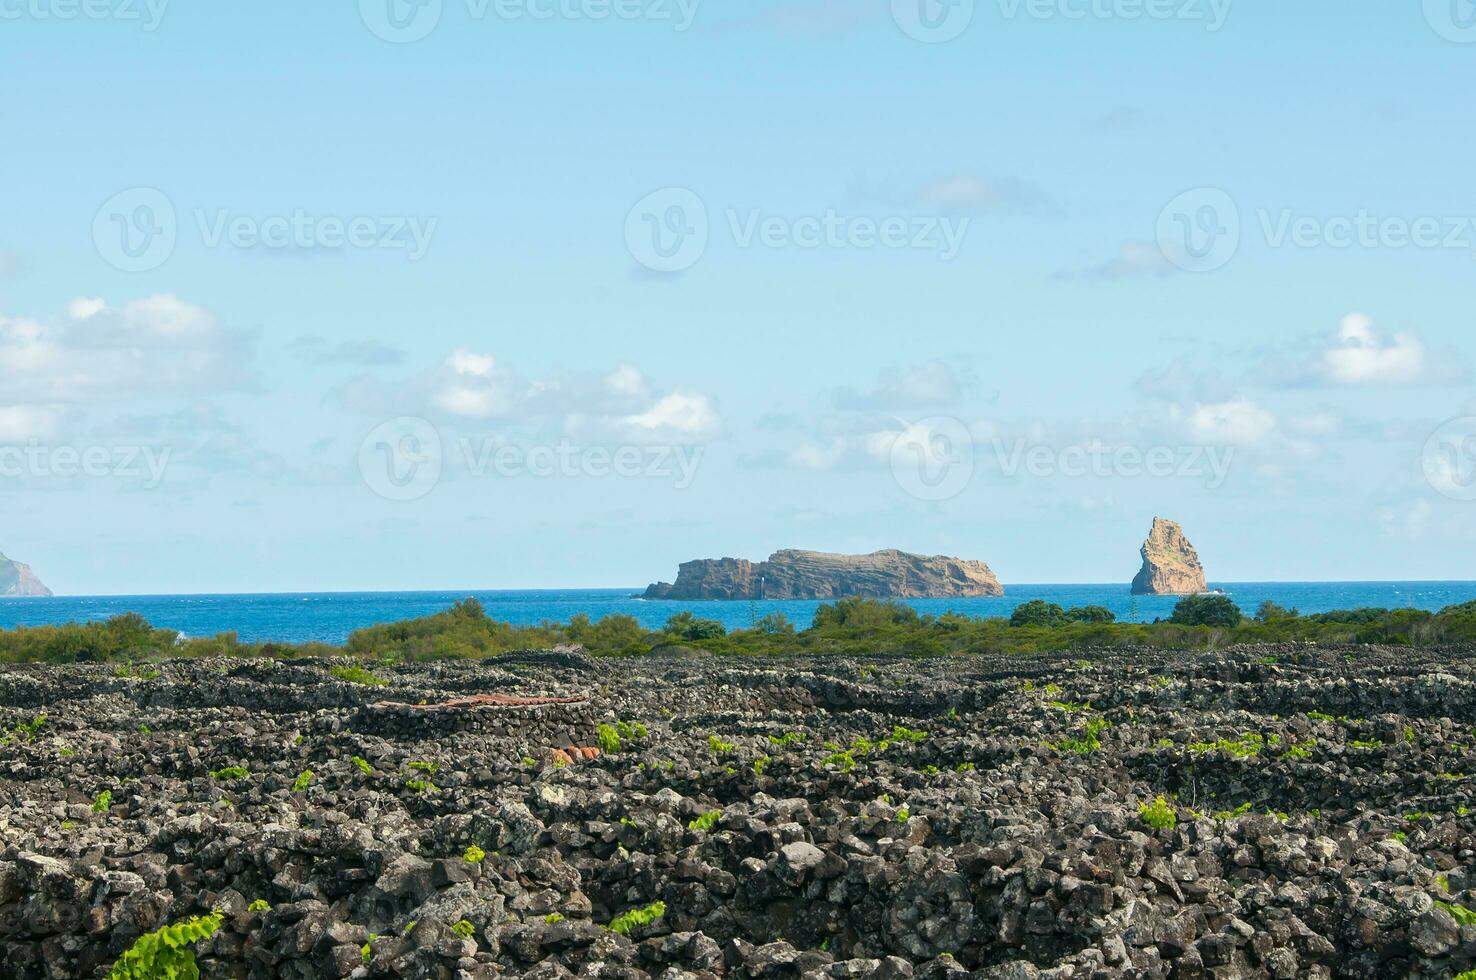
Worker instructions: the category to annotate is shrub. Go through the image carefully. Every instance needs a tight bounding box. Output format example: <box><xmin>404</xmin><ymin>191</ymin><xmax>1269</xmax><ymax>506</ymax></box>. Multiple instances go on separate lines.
<box><xmin>1139</xmin><ymin>796</ymin><xmax>1177</xmax><ymax>830</ymax></box>
<box><xmin>687</xmin><ymin>810</ymin><xmax>721</xmax><ymax>832</ymax></box>
<box><xmin>92</xmin><ymin>790</ymin><xmax>112</xmax><ymax>813</ymax></box>
<box><xmin>607</xmin><ymin>901</ymin><xmax>666</xmax><ymax>936</ymax></box>
<box><xmin>107</xmin><ymin>912</ymin><xmax>222</xmax><ymax>980</ymax></box>
<box><xmin>1068</xmin><ymin>605</ymin><xmax>1116</xmax><ymax>624</ymax></box>
<box><xmin>210</xmin><ymin>766</ymin><xmax>249</xmax><ymax>781</ymax></box>
<box><xmin>708</xmin><ymin>735</ymin><xmax>734</xmax><ymax>754</ymax></box>
<box><xmin>451</xmin><ymin>919</ymin><xmax>476</xmax><ymax>939</ymax></box>
<box><xmin>291</xmin><ymin>770</ymin><xmax>313</xmax><ymax>793</ymax></box>
<box><xmin>1171</xmin><ymin>595</ymin><xmax>1243</xmax><ymax>627</ymax></box>
<box><xmin>597</xmin><ymin>724</ymin><xmax>622</xmax><ymax>754</ymax></box>
<box><xmin>1010</xmin><ymin>600</ymin><xmax>1068</xmax><ymax>628</ymax></box>
<box><xmin>330</xmin><ymin>665</ymin><xmax>388</xmax><ymax>687</ymax></box>
<box><xmin>247</xmin><ymin>899</ymin><xmax>271</xmax><ymax>912</ymax></box>
<box><xmin>352</xmin><ymin>756</ymin><xmax>373</xmax><ymax>774</ymax></box>
<box><xmin>664</xmin><ymin>612</ymin><xmax>726</xmax><ymax>641</ymax></box>
<box><xmin>463</xmin><ymin>844</ymin><xmax>486</xmax><ymax>863</ymax></box>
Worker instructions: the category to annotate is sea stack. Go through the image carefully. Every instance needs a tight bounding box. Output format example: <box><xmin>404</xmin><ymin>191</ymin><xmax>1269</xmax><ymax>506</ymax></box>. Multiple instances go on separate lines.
<box><xmin>0</xmin><ymin>551</ymin><xmax>52</xmax><ymax>597</ymax></box>
<box><xmin>1131</xmin><ymin>518</ymin><xmax>1207</xmax><ymax>596</ymax></box>
<box><xmin>644</xmin><ymin>549</ymin><xmax>1003</xmax><ymax>600</ymax></box>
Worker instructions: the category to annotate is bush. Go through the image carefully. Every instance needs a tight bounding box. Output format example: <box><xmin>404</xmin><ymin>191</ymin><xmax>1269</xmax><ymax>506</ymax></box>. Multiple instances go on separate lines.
<box><xmin>108</xmin><ymin>912</ymin><xmax>222</xmax><ymax>980</ymax></box>
<box><xmin>1139</xmin><ymin>796</ymin><xmax>1178</xmax><ymax>830</ymax></box>
<box><xmin>1255</xmin><ymin>600</ymin><xmax>1299</xmax><ymax>622</ymax></box>
<box><xmin>1067</xmin><ymin>605</ymin><xmax>1116</xmax><ymax>624</ymax></box>
<box><xmin>1171</xmin><ymin>594</ymin><xmax>1243</xmax><ymax>627</ymax></box>
<box><xmin>1010</xmin><ymin>600</ymin><xmax>1068</xmax><ymax>628</ymax></box>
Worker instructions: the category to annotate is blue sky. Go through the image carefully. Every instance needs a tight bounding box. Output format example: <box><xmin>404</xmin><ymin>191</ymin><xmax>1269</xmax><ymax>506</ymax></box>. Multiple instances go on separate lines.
<box><xmin>3</xmin><ymin>0</ymin><xmax>1476</xmax><ymax>594</ymax></box>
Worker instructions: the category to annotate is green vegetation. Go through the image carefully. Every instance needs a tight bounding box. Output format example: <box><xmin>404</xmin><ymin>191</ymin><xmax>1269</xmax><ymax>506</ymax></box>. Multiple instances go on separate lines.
<box><xmin>248</xmin><ymin>899</ymin><xmax>271</xmax><ymax>912</ymax></box>
<box><xmin>1009</xmin><ymin>600</ymin><xmax>1117</xmax><ymax>627</ymax></box>
<box><xmin>407</xmin><ymin>760</ymin><xmax>438</xmax><ymax>773</ymax></box>
<box><xmin>1139</xmin><ymin>796</ymin><xmax>1177</xmax><ymax>830</ymax></box>
<box><xmin>12</xmin><ymin>595</ymin><xmax>1476</xmax><ymax>666</ymax></box>
<box><xmin>12</xmin><ymin>712</ymin><xmax>46</xmax><ymax>739</ymax></box>
<box><xmin>1187</xmin><ymin>732</ymin><xmax>1265</xmax><ymax>759</ymax></box>
<box><xmin>607</xmin><ymin>901</ymin><xmax>666</xmax><ymax>935</ymax></box>
<box><xmin>752</xmin><ymin>756</ymin><xmax>770</xmax><ymax>776</ymax></box>
<box><xmin>404</xmin><ymin>779</ymin><xmax>437</xmax><ymax>795</ymax></box>
<box><xmin>352</xmin><ymin>756</ymin><xmax>373</xmax><ymax>775</ymax></box>
<box><xmin>329</xmin><ymin>665</ymin><xmax>388</xmax><ymax>687</ymax></box>
<box><xmin>688</xmin><ymin>810</ymin><xmax>722</xmax><ymax>832</ymax></box>
<box><xmin>210</xmin><ymin>766</ymin><xmax>249</xmax><ymax>781</ymax></box>
<box><xmin>291</xmin><ymin>770</ymin><xmax>313</xmax><ymax>793</ymax></box>
<box><xmin>451</xmin><ymin>919</ymin><xmax>476</xmax><ymax>939</ymax></box>
<box><xmin>707</xmin><ymin>735</ymin><xmax>734</xmax><ymax>755</ymax></box>
<box><xmin>1170</xmin><ymin>595</ymin><xmax>1243</xmax><ymax>627</ymax></box>
<box><xmin>463</xmin><ymin>844</ymin><xmax>486</xmax><ymax>863</ymax></box>
<box><xmin>1437</xmin><ymin>901</ymin><xmax>1476</xmax><ymax>927</ymax></box>
<box><xmin>92</xmin><ymin>790</ymin><xmax>112</xmax><ymax>813</ymax></box>
<box><xmin>107</xmin><ymin>912</ymin><xmax>222</xmax><ymax>980</ymax></box>
<box><xmin>544</xmin><ymin>912</ymin><xmax>565</xmax><ymax>924</ymax></box>
<box><xmin>597</xmin><ymin>724</ymin><xmax>622</xmax><ymax>754</ymax></box>
<box><xmin>1052</xmin><ymin>715</ymin><xmax>1109</xmax><ymax>754</ymax></box>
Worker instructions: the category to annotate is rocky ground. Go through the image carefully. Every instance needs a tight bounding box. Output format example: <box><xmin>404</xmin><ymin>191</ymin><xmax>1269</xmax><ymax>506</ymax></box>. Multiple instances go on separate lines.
<box><xmin>3</xmin><ymin>645</ymin><xmax>1476</xmax><ymax>979</ymax></box>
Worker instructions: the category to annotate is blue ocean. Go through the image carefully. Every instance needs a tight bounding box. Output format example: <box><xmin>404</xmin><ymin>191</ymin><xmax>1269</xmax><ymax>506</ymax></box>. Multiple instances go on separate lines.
<box><xmin>1</xmin><ymin>583</ymin><xmax>1474</xmax><ymax>646</ymax></box>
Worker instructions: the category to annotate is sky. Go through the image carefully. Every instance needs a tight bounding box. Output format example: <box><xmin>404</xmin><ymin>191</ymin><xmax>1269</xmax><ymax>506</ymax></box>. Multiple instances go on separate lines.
<box><xmin>2</xmin><ymin>0</ymin><xmax>1476</xmax><ymax>594</ymax></box>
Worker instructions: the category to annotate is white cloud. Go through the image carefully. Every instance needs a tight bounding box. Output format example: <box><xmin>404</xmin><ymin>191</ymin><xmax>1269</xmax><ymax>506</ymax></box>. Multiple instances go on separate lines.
<box><xmin>1057</xmin><ymin>240</ymin><xmax>1175</xmax><ymax>281</ymax></box>
<box><xmin>833</xmin><ymin>361</ymin><xmax>965</xmax><ymax>410</ymax></box>
<box><xmin>1321</xmin><ymin>313</ymin><xmax>1426</xmax><ymax>384</ymax></box>
<box><xmin>447</xmin><ymin>349</ymin><xmax>496</xmax><ymax>378</ymax></box>
<box><xmin>0</xmin><ymin>295</ymin><xmax>256</xmax><ymax>403</ymax></box>
<box><xmin>618</xmin><ymin>392</ymin><xmax>721</xmax><ymax>441</ymax></box>
<box><xmin>0</xmin><ymin>404</ymin><xmax>60</xmax><ymax>441</ymax></box>
<box><xmin>1188</xmin><ymin>399</ymin><xmax>1277</xmax><ymax>445</ymax></box>
<box><xmin>348</xmin><ymin>350</ymin><xmax>721</xmax><ymax>445</ymax></box>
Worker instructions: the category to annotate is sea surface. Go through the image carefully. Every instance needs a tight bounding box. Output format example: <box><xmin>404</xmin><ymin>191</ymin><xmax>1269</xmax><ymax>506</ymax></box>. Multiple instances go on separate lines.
<box><xmin>2</xmin><ymin>582</ymin><xmax>1475</xmax><ymax>646</ymax></box>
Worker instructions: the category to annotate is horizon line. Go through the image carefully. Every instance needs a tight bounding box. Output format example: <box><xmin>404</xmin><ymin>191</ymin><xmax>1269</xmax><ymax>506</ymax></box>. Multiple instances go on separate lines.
<box><xmin>7</xmin><ymin>579</ymin><xmax>1476</xmax><ymax>600</ymax></box>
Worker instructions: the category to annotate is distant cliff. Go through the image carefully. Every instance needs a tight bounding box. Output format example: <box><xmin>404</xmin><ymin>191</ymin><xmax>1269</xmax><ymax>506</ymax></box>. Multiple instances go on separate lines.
<box><xmin>643</xmin><ymin>549</ymin><xmax>1003</xmax><ymax>601</ymax></box>
<box><xmin>1131</xmin><ymin>518</ymin><xmax>1207</xmax><ymax>596</ymax></box>
<box><xmin>0</xmin><ymin>551</ymin><xmax>52</xmax><ymax>597</ymax></box>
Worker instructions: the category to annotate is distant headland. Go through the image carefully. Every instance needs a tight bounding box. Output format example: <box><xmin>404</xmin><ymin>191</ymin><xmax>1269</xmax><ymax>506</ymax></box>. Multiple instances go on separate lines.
<box><xmin>0</xmin><ymin>550</ymin><xmax>52</xmax><ymax>597</ymax></box>
<box><xmin>642</xmin><ymin>549</ymin><xmax>1004</xmax><ymax>601</ymax></box>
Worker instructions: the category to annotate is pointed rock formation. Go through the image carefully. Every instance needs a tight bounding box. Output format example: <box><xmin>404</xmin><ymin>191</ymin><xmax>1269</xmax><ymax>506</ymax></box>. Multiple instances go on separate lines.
<box><xmin>1131</xmin><ymin>518</ymin><xmax>1207</xmax><ymax>596</ymax></box>
<box><xmin>644</xmin><ymin>549</ymin><xmax>1003</xmax><ymax>600</ymax></box>
<box><xmin>0</xmin><ymin>551</ymin><xmax>52</xmax><ymax>597</ymax></box>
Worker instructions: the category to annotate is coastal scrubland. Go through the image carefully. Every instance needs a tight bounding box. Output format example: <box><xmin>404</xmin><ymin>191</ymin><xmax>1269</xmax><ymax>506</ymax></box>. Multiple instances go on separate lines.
<box><xmin>4</xmin><ymin>595</ymin><xmax>1476</xmax><ymax>665</ymax></box>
